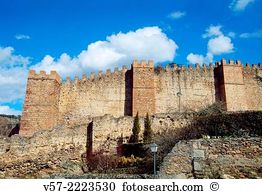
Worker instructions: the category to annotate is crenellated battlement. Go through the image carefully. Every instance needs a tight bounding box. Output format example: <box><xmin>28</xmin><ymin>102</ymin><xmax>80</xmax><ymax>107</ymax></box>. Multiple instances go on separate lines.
<box><xmin>243</xmin><ymin>63</ymin><xmax>261</xmax><ymax>74</ymax></box>
<box><xmin>21</xmin><ymin>58</ymin><xmax>262</xmax><ymax>137</ymax></box>
<box><xmin>155</xmin><ymin>63</ymin><xmax>215</xmax><ymax>80</ymax></box>
<box><xmin>213</xmin><ymin>59</ymin><xmax>261</xmax><ymax>76</ymax></box>
<box><xmin>215</xmin><ymin>59</ymin><xmax>261</xmax><ymax>69</ymax></box>
<box><xmin>62</xmin><ymin>59</ymin><xmax>262</xmax><ymax>86</ymax></box>
<box><xmin>132</xmin><ymin>59</ymin><xmax>154</xmax><ymax>68</ymax></box>
<box><xmin>28</xmin><ymin>69</ymin><xmax>62</xmax><ymax>83</ymax></box>
<box><xmin>64</xmin><ymin>65</ymin><xmax>129</xmax><ymax>85</ymax></box>
<box><xmin>29</xmin><ymin>59</ymin><xmax>262</xmax><ymax>87</ymax></box>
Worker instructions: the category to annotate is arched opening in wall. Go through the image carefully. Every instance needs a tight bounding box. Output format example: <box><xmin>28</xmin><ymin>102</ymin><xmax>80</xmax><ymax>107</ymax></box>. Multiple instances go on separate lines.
<box><xmin>124</xmin><ymin>70</ymin><xmax>132</xmax><ymax>116</ymax></box>
<box><xmin>86</xmin><ymin>121</ymin><xmax>93</xmax><ymax>156</ymax></box>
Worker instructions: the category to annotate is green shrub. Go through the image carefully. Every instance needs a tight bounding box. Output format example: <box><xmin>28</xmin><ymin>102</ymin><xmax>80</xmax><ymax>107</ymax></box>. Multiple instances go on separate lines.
<box><xmin>194</xmin><ymin>111</ymin><xmax>262</xmax><ymax>137</ymax></box>
<box><xmin>196</xmin><ymin>101</ymin><xmax>225</xmax><ymax>116</ymax></box>
<box><xmin>118</xmin><ymin>155</ymin><xmax>144</xmax><ymax>168</ymax></box>
<box><xmin>143</xmin><ymin>113</ymin><xmax>153</xmax><ymax>143</ymax></box>
<box><xmin>129</xmin><ymin>112</ymin><xmax>141</xmax><ymax>143</ymax></box>
<box><xmin>85</xmin><ymin>153</ymin><xmax>118</xmax><ymax>173</ymax></box>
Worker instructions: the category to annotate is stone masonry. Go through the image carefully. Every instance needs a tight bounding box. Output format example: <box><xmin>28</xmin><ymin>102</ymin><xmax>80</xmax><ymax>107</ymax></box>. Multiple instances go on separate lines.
<box><xmin>132</xmin><ymin>60</ymin><xmax>155</xmax><ymax>116</ymax></box>
<box><xmin>20</xmin><ymin>59</ymin><xmax>262</xmax><ymax>136</ymax></box>
<box><xmin>158</xmin><ymin>138</ymin><xmax>262</xmax><ymax>179</ymax></box>
<box><xmin>20</xmin><ymin>70</ymin><xmax>61</xmax><ymax>136</ymax></box>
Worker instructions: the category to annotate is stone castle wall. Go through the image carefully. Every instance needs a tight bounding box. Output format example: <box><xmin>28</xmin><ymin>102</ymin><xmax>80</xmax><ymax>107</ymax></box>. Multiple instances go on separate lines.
<box><xmin>58</xmin><ymin>66</ymin><xmax>132</xmax><ymax>126</ymax></box>
<box><xmin>90</xmin><ymin>113</ymin><xmax>193</xmax><ymax>154</ymax></box>
<box><xmin>158</xmin><ymin>138</ymin><xmax>262</xmax><ymax>179</ymax></box>
<box><xmin>20</xmin><ymin>59</ymin><xmax>262</xmax><ymax>136</ymax></box>
<box><xmin>0</xmin><ymin>113</ymin><xmax>193</xmax><ymax>178</ymax></box>
<box><xmin>132</xmin><ymin>60</ymin><xmax>155</xmax><ymax>116</ymax></box>
<box><xmin>155</xmin><ymin>64</ymin><xmax>215</xmax><ymax>113</ymax></box>
<box><xmin>243</xmin><ymin>64</ymin><xmax>262</xmax><ymax>111</ymax></box>
<box><xmin>20</xmin><ymin>70</ymin><xmax>61</xmax><ymax>136</ymax></box>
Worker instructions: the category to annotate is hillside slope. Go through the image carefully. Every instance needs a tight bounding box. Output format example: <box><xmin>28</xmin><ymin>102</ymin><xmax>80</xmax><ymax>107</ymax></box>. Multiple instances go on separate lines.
<box><xmin>0</xmin><ymin>115</ymin><xmax>20</xmax><ymax>137</ymax></box>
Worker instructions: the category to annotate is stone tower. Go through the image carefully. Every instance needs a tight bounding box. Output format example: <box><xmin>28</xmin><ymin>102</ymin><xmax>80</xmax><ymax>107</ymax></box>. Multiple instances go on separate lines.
<box><xmin>132</xmin><ymin>60</ymin><xmax>156</xmax><ymax>116</ymax></box>
<box><xmin>214</xmin><ymin>59</ymin><xmax>247</xmax><ymax>111</ymax></box>
<box><xmin>20</xmin><ymin>70</ymin><xmax>61</xmax><ymax>136</ymax></box>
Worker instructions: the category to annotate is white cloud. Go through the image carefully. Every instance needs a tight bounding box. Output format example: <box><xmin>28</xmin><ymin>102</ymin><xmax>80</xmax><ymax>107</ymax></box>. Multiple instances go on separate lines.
<box><xmin>229</xmin><ymin>0</ymin><xmax>255</xmax><ymax>11</ymax></box>
<box><xmin>239</xmin><ymin>30</ymin><xmax>262</xmax><ymax>38</ymax></box>
<box><xmin>32</xmin><ymin>26</ymin><xmax>178</xmax><ymax>77</ymax></box>
<box><xmin>0</xmin><ymin>66</ymin><xmax>28</xmax><ymax>102</ymax></box>
<box><xmin>0</xmin><ymin>26</ymin><xmax>178</xmax><ymax>113</ymax></box>
<box><xmin>15</xmin><ymin>34</ymin><xmax>31</xmax><ymax>40</ymax></box>
<box><xmin>0</xmin><ymin>105</ymin><xmax>21</xmax><ymax>115</ymax></box>
<box><xmin>187</xmin><ymin>53</ymin><xmax>213</xmax><ymax>65</ymax></box>
<box><xmin>32</xmin><ymin>54</ymin><xmax>82</xmax><ymax>78</ymax></box>
<box><xmin>0</xmin><ymin>46</ymin><xmax>29</xmax><ymax>103</ymax></box>
<box><xmin>187</xmin><ymin>53</ymin><xmax>205</xmax><ymax>64</ymax></box>
<box><xmin>208</xmin><ymin>35</ymin><xmax>234</xmax><ymax>55</ymax></box>
<box><xmin>187</xmin><ymin>25</ymin><xmax>234</xmax><ymax>64</ymax></box>
<box><xmin>168</xmin><ymin>11</ymin><xmax>186</xmax><ymax>19</ymax></box>
<box><xmin>202</xmin><ymin>25</ymin><xmax>223</xmax><ymax>38</ymax></box>
<box><xmin>0</xmin><ymin>46</ymin><xmax>30</xmax><ymax>67</ymax></box>
<box><xmin>228</xmin><ymin>32</ymin><xmax>236</xmax><ymax>38</ymax></box>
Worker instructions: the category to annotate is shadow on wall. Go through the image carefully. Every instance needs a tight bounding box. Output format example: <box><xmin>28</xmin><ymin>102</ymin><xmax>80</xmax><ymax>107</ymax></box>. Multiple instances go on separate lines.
<box><xmin>86</xmin><ymin>121</ymin><xmax>93</xmax><ymax>157</ymax></box>
<box><xmin>214</xmin><ymin>66</ymin><xmax>224</xmax><ymax>103</ymax></box>
<box><xmin>124</xmin><ymin>70</ymin><xmax>132</xmax><ymax>116</ymax></box>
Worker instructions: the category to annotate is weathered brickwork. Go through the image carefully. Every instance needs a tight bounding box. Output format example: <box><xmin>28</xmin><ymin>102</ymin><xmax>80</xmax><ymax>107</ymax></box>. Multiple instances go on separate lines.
<box><xmin>243</xmin><ymin>64</ymin><xmax>262</xmax><ymax>111</ymax></box>
<box><xmin>132</xmin><ymin>60</ymin><xmax>155</xmax><ymax>116</ymax></box>
<box><xmin>155</xmin><ymin>63</ymin><xmax>215</xmax><ymax>113</ymax></box>
<box><xmin>90</xmin><ymin>113</ymin><xmax>193</xmax><ymax>154</ymax></box>
<box><xmin>58</xmin><ymin>66</ymin><xmax>132</xmax><ymax>127</ymax></box>
<box><xmin>0</xmin><ymin>113</ymin><xmax>192</xmax><ymax>178</ymax></box>
<box><xmin>20</xmin><ymin>70</ymin><xmax>61</xmax><ymax>136</ymax></box>
<box><xmin>214</xmin><ymin>59</ymin><xmax>248</xmax><ymax>111</ymax></box>
<box><xmin>20</xmin><ymin>59</ymin><xmax>262</xmax><ymax>136</ymax></box>
<box><xmin>158</xmin><ymin>138</ymin><xmax>262</xmax><ymax>179</ymax></box>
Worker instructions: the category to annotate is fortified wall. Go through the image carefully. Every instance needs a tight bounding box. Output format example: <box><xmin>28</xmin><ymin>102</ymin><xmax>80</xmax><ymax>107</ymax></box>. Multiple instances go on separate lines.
<box><xmin>158</xmin><ymin>138</ymin><xmax>262</xmax><ymax>179</ymax></box>
<box><xmin>20</xmin><ymin>59</ymin><xmax>262</xmax><ymax>136</ymax></box>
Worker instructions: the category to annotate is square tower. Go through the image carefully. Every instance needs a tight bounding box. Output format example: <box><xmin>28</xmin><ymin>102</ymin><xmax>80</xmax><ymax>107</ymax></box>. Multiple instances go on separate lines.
<box><xmin>132</xmin><ymin>60</ymin><xmax>156</xmax><ymax>116</ymax></box>
<box><xmin>214</xmin><ymin>59</ymin><xmax>247</xmax><ymax>111</ymax></box>
<box><xmin>20</xmin><ymin>70</ymin><xmax>61</xmax><ymax>136</ymax></box>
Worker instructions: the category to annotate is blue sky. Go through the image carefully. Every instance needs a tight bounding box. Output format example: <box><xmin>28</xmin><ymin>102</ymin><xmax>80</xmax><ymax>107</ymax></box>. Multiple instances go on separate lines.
<box><xmin>0</xmin><ymin>0</ymin><xmax>261</xmax><ymax>115</ymax></box>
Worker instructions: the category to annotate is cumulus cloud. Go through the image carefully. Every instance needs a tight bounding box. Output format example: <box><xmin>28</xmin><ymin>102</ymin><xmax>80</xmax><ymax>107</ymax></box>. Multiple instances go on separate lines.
<box><xmin>0</xmin><ymin>46</ymin><xmax>30</xmax><ymax>67</ymax></box>
<box><xmin>229</xmin><ymin>0</ymin><xmax>255</xmax><ymax>11</ymax></box>
<box><xmin>0</xmin><ymin>105</ymin><xmax>21</xmax><ymax>115</ymax></box>
<box><xmin>187</xmin><ymin>25</ymin><xmax>234</xmax><ymax>64</ymax></box>
<box><xmin>0</xmin><ymin>46</ymin><xmax>29</xmax><ymax>103</ymax></box>
<box><xmin>168</xmin><ymin>11</ymin><xmax>186</xmax><ymax>19</ymax></box>
<box><xmin>186</xmin><ymin>53</ymin><xmax>213</xmax><ymax>65</ymax></box>
<box><xmin>32</xmin><ymin>26</ymin><xmax>178</xmax><ymax>78</ymax></box>
<box><xmin>187</xmin><ymin>53</ymin><xmax>205</xmax><ymax>64</ymax></box>
<box><xmin>202</xmin><ymin>25</ymin><xmax>223</xmax><ymax>38</ymax></box>
<box><xmin>208</xmin><ymin>35</ymin><xmax>234</xmax><ymax>55</ymax></box>
<box><xmin>15</xmin><ymin>34</ymin><xmax>31</xmax><ymax>40</ymax></box>
<box><xmin>32</xmin><ymin>54</ymin><xmax>82</xmax><ymax>78</ymax></box>
<box><xmin>0</xmin><ymin>66</ymin><xmax>28</xmax><ymax>102</ymax></box>
<box><xmin>239</xmin><ymin>30</ymin><xmax>262</xmax><ymax>38</ymax></box>
<box><xmin>0</xmin><ymin>26</ymin><xmax>178</xmax><ymax>114</ymax></box>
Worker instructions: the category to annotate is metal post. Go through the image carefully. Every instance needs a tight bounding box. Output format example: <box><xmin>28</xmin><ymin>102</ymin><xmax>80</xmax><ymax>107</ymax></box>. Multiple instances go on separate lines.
<box><xmin>153</xmin><ymin>152</ymin><xmax>156</xmax><ymax>176</ymax></box>
<box><xmin>150</xmin><ymin>143</ymin><xmax>158</xmax><ymax>177</ymax></box>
